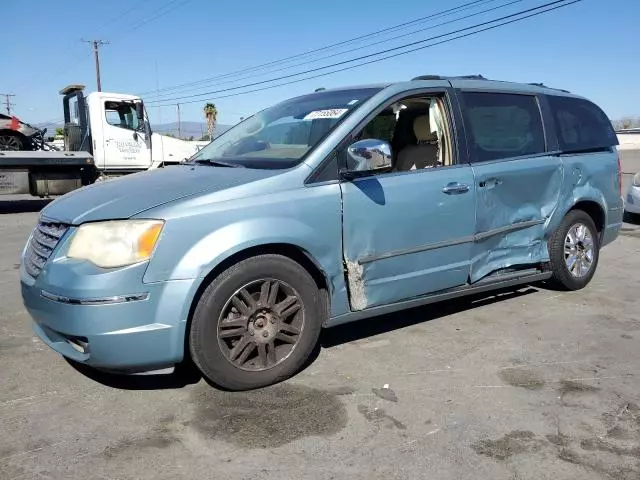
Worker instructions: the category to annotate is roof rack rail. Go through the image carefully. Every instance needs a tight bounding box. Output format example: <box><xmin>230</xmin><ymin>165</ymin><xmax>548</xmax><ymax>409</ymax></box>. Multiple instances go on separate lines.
<box><xmin>527</xmin><ymin>82</ymin><xmax>571</xmax><ymax>93</ymax></box>
<box><xmin>412</xmin><ymin>74</ymin><xmax>487</xmax><ymax>81</ymax></box>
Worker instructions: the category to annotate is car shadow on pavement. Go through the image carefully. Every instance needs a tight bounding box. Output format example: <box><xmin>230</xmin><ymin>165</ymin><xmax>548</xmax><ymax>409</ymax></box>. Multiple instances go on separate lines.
<box><xmin>320</xmin><ymin>286</ymin><xmax>539</xmax><ymax>348</ymax></box>
<box><xmin>65</xmin><ymin>358</ymin><xmax>202</xmax><ymax>391</ymax></box>
<box><xmin>0</xmin><ymin>199</ymin><xmax>51</xmax><ymax>214</ymax></box>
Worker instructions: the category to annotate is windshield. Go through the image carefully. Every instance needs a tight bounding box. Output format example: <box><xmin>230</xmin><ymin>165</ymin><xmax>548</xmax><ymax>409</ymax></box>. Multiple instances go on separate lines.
<box><xmin>191</xmin><ymin>87</ymin><xmax>382</xmax><ymax>169</ymax></box>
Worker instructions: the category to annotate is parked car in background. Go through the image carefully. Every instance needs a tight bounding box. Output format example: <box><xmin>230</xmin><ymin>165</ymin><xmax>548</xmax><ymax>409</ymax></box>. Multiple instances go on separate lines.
<box><xmin>20</xmin><ymin>75</ymin><xmax>623</xmax><ymax>391</ymax></box>
<box><xmin>624</xmin><ymin>172</ymin><xmax>640</xmax><ymax>222</ymax></box>
<box><xmin>0</xmin><ymin>113</ymin><xmax>46</xmax><ymax>151</ymax></box>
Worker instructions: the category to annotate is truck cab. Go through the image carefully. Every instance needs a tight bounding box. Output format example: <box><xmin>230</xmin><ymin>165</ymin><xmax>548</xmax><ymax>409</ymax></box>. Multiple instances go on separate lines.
<box><xmin>61</xmin><ymin>85</ymin><xmax>199</xmax><ymax>176</ymax></box>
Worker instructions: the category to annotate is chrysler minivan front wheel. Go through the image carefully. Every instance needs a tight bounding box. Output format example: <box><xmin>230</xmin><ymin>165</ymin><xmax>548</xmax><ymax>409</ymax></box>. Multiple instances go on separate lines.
<box><xmin>548</xmin><ymin>209</ymin><xmax>600</xmax><ymax>290</ymax></box>
<box><xmin>189</xmin><ymin>254</ymin><xmax>323</xmax><ymax>391</ymax></box>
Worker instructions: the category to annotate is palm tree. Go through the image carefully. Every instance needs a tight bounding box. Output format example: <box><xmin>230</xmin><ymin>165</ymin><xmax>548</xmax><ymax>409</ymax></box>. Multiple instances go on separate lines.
<box><xmin>203</xmin><ymin>103</ymin><xmax>218</xmax><ymax>140</ymax></box>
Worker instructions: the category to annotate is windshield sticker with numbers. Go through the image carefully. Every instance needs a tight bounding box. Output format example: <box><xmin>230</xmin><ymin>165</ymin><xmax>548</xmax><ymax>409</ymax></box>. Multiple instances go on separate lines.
<box><xmin>303</xmin><ymin>109</ymin><xmax>349</xmax><ymax>120</ymax></box>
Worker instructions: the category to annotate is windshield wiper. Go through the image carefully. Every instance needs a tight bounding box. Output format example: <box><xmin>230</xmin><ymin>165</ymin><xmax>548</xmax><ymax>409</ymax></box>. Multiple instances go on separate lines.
<box><xmin>192</xmin><ymin>159</ymin><xmax>243</xmax><ymax>168</ymax></box>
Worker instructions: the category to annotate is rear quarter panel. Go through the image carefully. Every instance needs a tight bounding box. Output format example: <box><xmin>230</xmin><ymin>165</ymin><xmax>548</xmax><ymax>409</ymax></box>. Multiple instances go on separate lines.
<box><xmin>548</xmin><ymin>150</ymin><xmax>623</xmax><ymax>245</ymax></box>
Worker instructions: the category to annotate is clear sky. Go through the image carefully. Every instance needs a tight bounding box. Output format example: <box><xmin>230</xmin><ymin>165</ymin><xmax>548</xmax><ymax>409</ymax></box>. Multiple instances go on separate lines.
<box><xmin>1</xmin><ymin>0</ymin><xmax>638</xmax><ymax>129</ymax></box>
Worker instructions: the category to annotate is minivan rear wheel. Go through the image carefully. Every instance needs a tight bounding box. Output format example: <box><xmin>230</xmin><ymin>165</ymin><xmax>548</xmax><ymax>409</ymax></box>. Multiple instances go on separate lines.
<box><xmin>548</xmin><ymin>209</ymin><xmax>600</xmax><ymax>290</ymax></box>
<box><xmin>189</xmin><ymin>254</ymin><xmax>323</xmax><ymax>391</ymax></box>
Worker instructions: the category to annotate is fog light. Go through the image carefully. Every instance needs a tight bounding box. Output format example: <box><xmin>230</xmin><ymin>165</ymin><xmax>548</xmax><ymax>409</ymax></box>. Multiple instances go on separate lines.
<box><xmin>66</xmin><ymin>336</ymin><xmax>89</xmax><ymax>354</ymax></box>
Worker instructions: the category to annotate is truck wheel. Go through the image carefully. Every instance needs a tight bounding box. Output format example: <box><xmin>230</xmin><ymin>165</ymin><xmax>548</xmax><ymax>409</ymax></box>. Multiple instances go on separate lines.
<box><xmin>548</xmin><ymin>209</ymin><xmax>600</xmax><ymax>291</ymax></box>
<box><xmin>0</xmin><ymin>133</ymin><xmax>24</xmax><ymax>151</ymax></box>
<box><xmin>189</xmin><ymin>254</ymin><xmax>324</xmax><ymax>391</ymax></box>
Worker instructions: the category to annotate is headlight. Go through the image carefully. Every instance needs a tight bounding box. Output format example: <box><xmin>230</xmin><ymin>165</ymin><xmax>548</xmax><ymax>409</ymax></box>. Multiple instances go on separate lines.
<box><xmin>634</xmin><ymin>173</ymin><xmax>640</xmax><ymax>187</ymax></box>
<box><xmin>67</xmin><ymin>220</ymin><xmax>164</xmax><ymax>268</ymax></box>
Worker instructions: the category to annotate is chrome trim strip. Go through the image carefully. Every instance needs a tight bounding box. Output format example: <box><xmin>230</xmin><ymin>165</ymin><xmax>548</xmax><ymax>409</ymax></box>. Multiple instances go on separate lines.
<box><xmin>474</xmin><ymin>219</ymin><xmax>546</xmax><ymax>242</ymax></box>
<box><xmin>358</xmin><ymin>219</ymin><xmax>546</xmax><ymax>265</ymax></box>
<box><xmin>40</xmin><ymin>290</ymin><xmax>149</xmax><ymax>305</ymax></box>
<box><xmin>358</xmin><ymin>236</ymin><xmax>474</xmax><ymax>264</ymax></box>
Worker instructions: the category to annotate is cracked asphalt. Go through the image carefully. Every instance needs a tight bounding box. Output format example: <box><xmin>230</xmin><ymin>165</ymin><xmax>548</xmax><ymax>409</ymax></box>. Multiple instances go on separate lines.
<box><xmin>1</xmin><ymin>151</ymin><xmax>639</xmax><ymax>480</ymax></box>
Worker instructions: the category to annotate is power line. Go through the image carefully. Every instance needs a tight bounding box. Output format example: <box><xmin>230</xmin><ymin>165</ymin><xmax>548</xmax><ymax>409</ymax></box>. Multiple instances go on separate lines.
<box><xmin>120</xmin><ymin>0</ymin><xmax>194</xmax><ymax>35</ymax></box>
<box><xmin>20</xmin><ymin>0</ymin><xmax>152</xmax><ymax>91</ymax></box>
<box><xmin>21</xmin><ymin>0</ymin><xmax>187</xmax><ymax>94</ymax></box>
<box><xmin>92</xmin><ymin>0</ymin><xmax>155</xmax><ymax>33</ymax></box>
<box><xmin>150</xmin><ymin>0</ymin><xmax>581</xmax><ymax>108</ymax></box>
<box><xmin>147</xmin><ymin>0</ymin><xmax>527</xmax><ymax>101</ymax></box>
<box><xmin>146</xmin><ymin>0</ymin><xmax>578</xmax><ymax>106</ymax></box>
<box><xmin>0</xmin><ymin>94</ymin><xmax>16</xmax><ymax>115</ymax></box>
<box><xmin>137</xmin><ymin>0</ymin><xmax>502</xmax><ymax>96</ymax></box>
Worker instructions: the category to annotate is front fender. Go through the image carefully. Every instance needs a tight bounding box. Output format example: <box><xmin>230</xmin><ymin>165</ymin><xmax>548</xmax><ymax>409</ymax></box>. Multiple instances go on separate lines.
<box><xmin>141</xmin><ymin>181</ymin><xmax>348</xmax><ymax>316</ymax></box>
<box><xmin>168</xmin><ymin>217</ymin><xmax>331</xmax><ymax>280</ymax></box>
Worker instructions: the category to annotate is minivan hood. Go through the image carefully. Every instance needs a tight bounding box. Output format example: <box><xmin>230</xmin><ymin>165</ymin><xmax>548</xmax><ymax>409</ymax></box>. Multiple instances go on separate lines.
<box><xmin>42</xmin><ymin>165</ymin><xmax>280</xmax><ymax>225</ymax></box>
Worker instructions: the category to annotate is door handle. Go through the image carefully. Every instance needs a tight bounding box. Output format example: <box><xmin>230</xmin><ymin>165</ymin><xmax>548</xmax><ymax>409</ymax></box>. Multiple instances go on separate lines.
<box><xmin>442</xmin><ymin>182</ymin><xmax>470</xmax><ymax>194</ymax></box>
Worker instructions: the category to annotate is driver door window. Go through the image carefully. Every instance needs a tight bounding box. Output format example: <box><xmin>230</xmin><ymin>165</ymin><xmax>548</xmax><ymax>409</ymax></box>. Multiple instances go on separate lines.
<box><xmin>346</xmin><ymin>94</ymin><xmax>455</xmax><ymax>173</ymax></box>
<box><xmin>105</xmin><ymin>102</ymin><xmax>139</xmax><ymax>131</ymax></box>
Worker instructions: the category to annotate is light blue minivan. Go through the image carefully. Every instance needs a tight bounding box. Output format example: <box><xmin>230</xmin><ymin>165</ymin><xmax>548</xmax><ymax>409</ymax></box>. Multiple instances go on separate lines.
<box><xmin>21</xmin><ymin>75</ymin><xmax>623</xmax><ymax>390</ymax></box>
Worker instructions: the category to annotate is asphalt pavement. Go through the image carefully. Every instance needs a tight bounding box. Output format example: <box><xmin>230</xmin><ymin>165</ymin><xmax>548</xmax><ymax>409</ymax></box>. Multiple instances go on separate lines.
<box><xmin>0</xmin><ymin>151</ymin><xmax>639</xmax><ymax>480</ymax></box>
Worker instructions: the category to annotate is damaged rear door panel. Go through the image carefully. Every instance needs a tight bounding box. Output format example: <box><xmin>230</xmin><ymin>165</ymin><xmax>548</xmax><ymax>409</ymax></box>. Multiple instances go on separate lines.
<box><xmin>470</xmin><ymin>156</ymin><xmax>563</xmax><ymax>281</ymax></box>
<box><xmin>340</xmin><ymin>166</ymin><xmax>476</xmax><ymax>311</ymax></box>
<box><xmin>458</xmin><ymin>90</ymin><xmax>563</xmax><ymax>282</ymax></box>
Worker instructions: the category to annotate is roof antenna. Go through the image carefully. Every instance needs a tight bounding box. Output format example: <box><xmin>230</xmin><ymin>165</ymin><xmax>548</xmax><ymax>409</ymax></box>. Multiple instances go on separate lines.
<box><xmin>314</xmin><ymin>87</ymin><xmax>326</xmax><ymax>92</ymax></box>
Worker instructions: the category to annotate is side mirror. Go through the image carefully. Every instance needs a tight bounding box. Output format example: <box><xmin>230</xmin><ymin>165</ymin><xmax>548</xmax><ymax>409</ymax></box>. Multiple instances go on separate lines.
<box><xmin>135</xmin><ymin>102</ymin><xmax>145</xmax><ymax>124</ymax></box>
<box><xmin>341</xmin><ymin>139</ymin><xmax>392</xmax><ymax>179</ymax></box>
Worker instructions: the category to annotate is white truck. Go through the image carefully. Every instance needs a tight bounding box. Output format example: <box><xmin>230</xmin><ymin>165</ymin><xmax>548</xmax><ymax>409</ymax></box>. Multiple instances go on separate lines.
<box><xmin>0</xmin><ymin>84</ymin><xmax>201</xmax><ymax>197</ymax></box>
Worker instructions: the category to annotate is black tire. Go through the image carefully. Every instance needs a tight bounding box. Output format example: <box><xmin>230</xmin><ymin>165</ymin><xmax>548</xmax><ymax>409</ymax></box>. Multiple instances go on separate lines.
<box><xmin>189</xmin><ymin>254</ymin><xmax>324</xmax><ymax>391</ymax></box>
<box><xmin>0</xmin><ymin>132</ymin><xmax>24</xmax><ymax>151</ymax></box>
<box><xmin>623</xmin><ymin>210</ymin><xmax>640</xmax><ymax>225</ymax></box>
<box><xmin>547</xmin><ymin>209</ymin><xmax>600</xmax><ymax>291</ymax></box>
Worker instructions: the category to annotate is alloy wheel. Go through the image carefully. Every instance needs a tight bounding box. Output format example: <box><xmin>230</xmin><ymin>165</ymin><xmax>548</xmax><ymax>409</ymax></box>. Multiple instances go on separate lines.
<box><xmin>0</xmin><ymin>135</ymin><xmax>21</xmax><ymax>151</ymax></box>
<box><xmin>217</xmin><ymin>279</ymin><xmax>305</xmax><ymax>371</ymax></box>
<box><xmin>564</xmin><ymin>223</ymin><xmax>595</xmax><ymax>278</ymax></box>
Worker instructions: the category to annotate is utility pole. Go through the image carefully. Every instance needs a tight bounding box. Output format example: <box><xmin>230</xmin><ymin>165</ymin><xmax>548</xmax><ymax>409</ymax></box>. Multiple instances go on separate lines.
<box><xmin>176</xmin><ymin>103</ymin><xmax>181</xmax><ymax>138</ymax></box>
<box><xmin>82</xmin><ymin>39</ymin><xmax>109</xmax><ymax>92</ymax></box>
<box><xmin>0</xmin><ymin>93</ymin><xmax>15</xmax><ymax>115</ymax></box>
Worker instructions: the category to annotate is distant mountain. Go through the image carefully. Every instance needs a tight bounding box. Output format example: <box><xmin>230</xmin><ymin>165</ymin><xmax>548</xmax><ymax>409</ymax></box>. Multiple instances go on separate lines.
<box><xmin>33</xmin><ymin>120</ymin><xmax>233</xmax><ymax>140</ymax></box>
<box><xmin>152</xmin><ymin>121</ymin><xmax>233</xmax><ymax>139</ymax></box>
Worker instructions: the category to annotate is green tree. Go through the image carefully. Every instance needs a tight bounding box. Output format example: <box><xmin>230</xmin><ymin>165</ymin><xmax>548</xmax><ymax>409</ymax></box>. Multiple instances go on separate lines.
<box><xmin>55</xmin><ymin>127</ymin><xmax>64</xmax><ymax>137</ymax></box>
<box><xmin>203</xmin><ymin>103</ymin><xmax>218</xmax><ymax>140</ymax></box>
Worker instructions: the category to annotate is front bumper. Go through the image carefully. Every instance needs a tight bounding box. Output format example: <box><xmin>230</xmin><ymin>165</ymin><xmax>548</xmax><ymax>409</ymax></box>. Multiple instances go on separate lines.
<box><xmin>625</xmin><ymin>185</ymin><xmax>640</xmax><ymax>214</ymax></box>
<box><xmin>21</xmin><ymin>257</ymin><xmax>196</xmax><ymax>371</ymax></box>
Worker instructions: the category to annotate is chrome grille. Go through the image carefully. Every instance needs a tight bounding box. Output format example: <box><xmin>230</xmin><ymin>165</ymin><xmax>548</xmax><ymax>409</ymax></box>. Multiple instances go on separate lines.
<box><xmin>24</xmin><ymin>220</ymin><xmax>69</xmax><ymax>278</ymax></box>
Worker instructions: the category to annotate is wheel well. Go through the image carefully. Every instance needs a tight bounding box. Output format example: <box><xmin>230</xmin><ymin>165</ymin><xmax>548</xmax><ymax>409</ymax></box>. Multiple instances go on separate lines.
<box><xmin>570</xmin><ymin>201</ymin><xmax>605</xmax><ymax>234</ymax></box>
<box><xmin>182</xmin><ymin>243</ymin><xmax>330</xmax><ymax>363</ymax></box>
<box><xmin>0</xmin><ymin>129</ymin><xmax>28</xmax><ymax>140</ymax></box>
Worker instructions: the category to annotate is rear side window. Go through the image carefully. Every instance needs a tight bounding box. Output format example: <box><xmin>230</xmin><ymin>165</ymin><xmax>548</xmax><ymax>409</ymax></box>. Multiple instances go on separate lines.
<box><xmin>547</xmin><ymin>95</ymin><xmax>618</xmax><ymax>152</ymax></box>
<box><xmin>462</xmin><ymin>92</ymin><xmax>545</xmax><ymax>162</ymax></box>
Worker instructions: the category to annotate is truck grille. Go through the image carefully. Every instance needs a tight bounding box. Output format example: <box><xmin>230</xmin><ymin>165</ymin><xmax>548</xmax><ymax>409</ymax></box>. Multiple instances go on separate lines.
<box><xmin>24</xmin><ymin>220</ymin><xmax>69</xmax><ymax>278</ymax></box>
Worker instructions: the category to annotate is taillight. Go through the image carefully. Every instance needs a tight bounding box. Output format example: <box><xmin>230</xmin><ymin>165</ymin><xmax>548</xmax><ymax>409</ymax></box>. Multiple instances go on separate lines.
<box><xmin>617</xmin><ymin>152</ymin><xmax>622</xmax><ymax>197</ymax></box>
